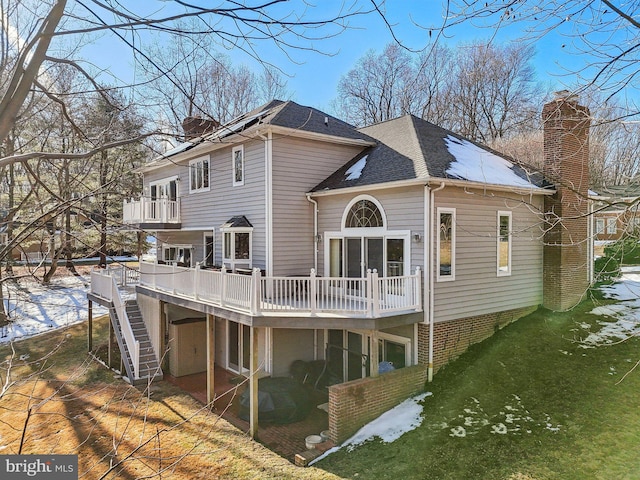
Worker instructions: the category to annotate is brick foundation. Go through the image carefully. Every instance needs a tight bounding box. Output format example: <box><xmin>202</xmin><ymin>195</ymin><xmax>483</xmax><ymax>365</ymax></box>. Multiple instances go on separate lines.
<box><xmin>417</xmin><ymin>306</ymin><xmax>537</xmax><ymax>371</ymax></box>
<box><xmin>328</xmin><ymin>364</ymin><xmax>428</xmax><ymax>443</ymax></box>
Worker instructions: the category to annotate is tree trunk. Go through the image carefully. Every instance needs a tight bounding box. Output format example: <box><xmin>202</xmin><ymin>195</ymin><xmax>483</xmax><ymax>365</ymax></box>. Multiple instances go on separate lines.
<box><xmin>99</xmin><ymin>150</ymin><xmax>108</xmax><ymax>268</ymax></box>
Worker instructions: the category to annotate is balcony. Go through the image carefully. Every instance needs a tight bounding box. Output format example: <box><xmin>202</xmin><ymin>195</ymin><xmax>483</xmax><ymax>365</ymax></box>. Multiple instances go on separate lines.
<box><xmin>106</xmin><ymin>261</ymin><xmax>423</xmax><ymax>328</ymax></box>
<box><xmin>122</xmin><ymin>197</ymin><xmax>181</xmax><ymax>229</ymax></box>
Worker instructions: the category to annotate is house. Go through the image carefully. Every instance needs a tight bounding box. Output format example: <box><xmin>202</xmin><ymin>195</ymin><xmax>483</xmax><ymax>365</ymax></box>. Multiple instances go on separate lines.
<box><xmin>591</xmin><ymin>183</ymin><xmax>640</xmax><ymax>242</ymax></box>
<box><xmin>88</xmin><ymin>92</ymin><xmax>592</xmax><ymax>444</ymax></box>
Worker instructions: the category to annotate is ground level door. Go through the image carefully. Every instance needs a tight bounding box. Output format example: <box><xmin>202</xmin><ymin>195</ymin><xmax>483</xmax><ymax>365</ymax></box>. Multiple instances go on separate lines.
<box><xmin>228</xmin><ymin>321</ymin><xmax>250</xmax><ymax>373</ymax></box>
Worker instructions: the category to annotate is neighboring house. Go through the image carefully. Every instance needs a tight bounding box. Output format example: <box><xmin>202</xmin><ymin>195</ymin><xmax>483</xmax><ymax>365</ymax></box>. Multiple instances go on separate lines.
<box><xmin>88</xmin><ymin>92</ymin><xmax>592</xmax><ymax>444</ymax></box>
<box><xmin>592</xmin><ymin>183</ymin><xmax>640</xmax><ymax>242</ymax></box>
<box><xmin>0</xmin><ymin>210</ymin><xmax>97</xmax><ymax>263</ymax></box>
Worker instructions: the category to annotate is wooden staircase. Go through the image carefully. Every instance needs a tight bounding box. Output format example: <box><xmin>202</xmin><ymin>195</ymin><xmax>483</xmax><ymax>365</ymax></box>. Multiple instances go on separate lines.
<box><xmin>108</xmin><ymin>299</ymin><xmax>163</xmax><ymax>386</ymax></box>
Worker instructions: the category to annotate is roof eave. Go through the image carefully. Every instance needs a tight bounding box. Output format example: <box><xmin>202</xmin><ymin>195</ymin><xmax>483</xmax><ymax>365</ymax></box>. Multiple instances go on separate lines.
<box><xmin>266</xmin><ymin>125</ymin><xmax>376</xmax><ymax>147</ymax></box>
<box><xmin>309</xmin><ymin>177</ymin><xmax>555</xmax><ymax>197</ymax></box>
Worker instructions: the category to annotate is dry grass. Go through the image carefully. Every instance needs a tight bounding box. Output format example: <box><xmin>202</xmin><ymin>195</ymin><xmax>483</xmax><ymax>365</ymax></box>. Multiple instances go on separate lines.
<box><xmin>0</xmin><ymin>320</ymin><xmax>341</xmax><ymax>479</ymax></box>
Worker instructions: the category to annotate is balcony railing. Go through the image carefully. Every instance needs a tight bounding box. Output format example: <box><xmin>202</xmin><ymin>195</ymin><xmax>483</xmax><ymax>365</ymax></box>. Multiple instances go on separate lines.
<box><xmin>128</xmin><ymin>261</ymin><xmax>422</xmax><ymax>318</ymax></box>
<box><xmin>123</xmin><ymin>197</ymin><xmax>180</xmax><ymax>224</ymax></box>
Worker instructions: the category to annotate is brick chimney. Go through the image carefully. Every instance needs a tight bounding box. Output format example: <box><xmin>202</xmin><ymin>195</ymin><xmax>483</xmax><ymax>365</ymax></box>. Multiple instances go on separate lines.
<box><xmin>542</xmin><ymin>91</ymin><xmax>591</xmax><ymax>311</ymax></box>
<box><xmin>182</xmin><ymin>116</ymin><xmax>219</xmax><ymax>140</ymax></box>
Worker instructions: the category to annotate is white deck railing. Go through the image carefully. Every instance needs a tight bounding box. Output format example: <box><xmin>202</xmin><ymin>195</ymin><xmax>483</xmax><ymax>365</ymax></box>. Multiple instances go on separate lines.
<box><xmin>90</xmin><ymin>268</ymin><xmax>141</xmax><ymax>380</ymax></box>
<box><xmin>105</xmin><ymin>264</ymin><xmax>140</xmax><ymax>287</ymax></box>
<box><xmin>135</xmin><ymin>261</ymin><xmax>422</xmax><ymax>318</ymax></box>
<box><xmin>123</xmin><ymin>197</ymin><xmax>180</xmax><ymax>224</ymax></box>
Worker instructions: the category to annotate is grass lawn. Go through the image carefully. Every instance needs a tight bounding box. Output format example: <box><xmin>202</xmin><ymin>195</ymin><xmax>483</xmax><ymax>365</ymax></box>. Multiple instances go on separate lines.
<box><xmin>318</xmin><ymin>288</ymin><xmax>640</xmax><ymax>480</ymax></box>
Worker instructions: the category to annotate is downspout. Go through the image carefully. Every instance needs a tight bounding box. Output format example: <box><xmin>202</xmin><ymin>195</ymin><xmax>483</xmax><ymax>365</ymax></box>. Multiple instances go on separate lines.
<box><xmin>306</xmin><ymin>194</ymin><xmax>319</xmax><ymax>271</ymax></box>
<box><xmin>258</xmin><ymin>130</ymin><xmax>274</xmax><ymax>376</ymax></box>
<box><xmin>258</xmin><ymin>130</ymin><xmax>273</xmax><ymax>276</ymax></box>
<box><xmin>428</xmin><ymin>182</ymin><xmax>445</xmax><ymax>382</ymax></box>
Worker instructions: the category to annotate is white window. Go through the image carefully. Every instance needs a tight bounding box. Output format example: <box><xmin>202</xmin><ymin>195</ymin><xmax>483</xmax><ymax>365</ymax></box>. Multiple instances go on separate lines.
<box><xmin>607</xmin><ymin>218</ymin><xmax>617</xmax><ymax>234</ymax></box>
<box><xmin>189</xmin><ymin>156</ymin><xmax>210</xmax><ymax>192</ymax></box>
<box><xmin>437</xmin><ymin>207</ymin><xmax>455</xmax><ymax>281</ymax></box>
<box><xmin>497</xmin><ymin>211</ymin><xmax>512</xmax><ymax>276</ymax></box>
<box><xmin>0</xmin><ymin>233</ymin><xmax>7</xmax><ymax>245</ymax></box>
<box><xmin>222</xmin><ymin>230</ymin><xmax>252</xmax><ymax>270</ymax></box>
<box><xmin>596</xmin><ymin>218</ymin><xmax>605</xmax><ymax>234</ymax></box>
<box><xmin>232</xmin><ymin>145</ymin><xmax>244</xmax><ymax>186</ymax></box>
<box><xmin>162</xmin><ymin>244</ymin><xmax>193</xmax><ymax>266</ymax></box>
<box><xmin>149</xmin><ymin>176</ymin><xmax>178</xmax><ymax>201</ymax></box>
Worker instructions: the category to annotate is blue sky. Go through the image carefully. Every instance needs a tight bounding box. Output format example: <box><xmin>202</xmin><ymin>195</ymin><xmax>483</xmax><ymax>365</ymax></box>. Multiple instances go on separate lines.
<box><xmin>83</xmin><ymin>1</ymin><xmax>594</xmax><ymax>112</ymax></box>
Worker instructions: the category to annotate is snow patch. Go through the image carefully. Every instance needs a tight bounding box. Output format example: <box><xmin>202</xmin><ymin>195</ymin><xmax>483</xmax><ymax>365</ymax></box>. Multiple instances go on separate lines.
<box><xmin>444</xmin><ymin>136</ymin><xmax>540</xmax><ymax>189</ymax></box>
<box><xmin>439</xmin><ymin>394</ymin><xmax>560</xmax><ymax>437</ymax></box>
<box><xmin>582</xmin><ymin>270</ymin><xmax>640</xmax><ymax>347</ymax></box>
<box><xmin>1</xmin><ymin>274</ymin><xmax>108</xmax><ymax>344</ymax></box>
<box><xmin>310</xmin><ymin>392</ymin><xmax>431</xmax><ymax>465</ymax></box>
<box><xmin>345</xmin><ymin>156</ymin><xmax>368</xmax><ymax>180</ymax></box>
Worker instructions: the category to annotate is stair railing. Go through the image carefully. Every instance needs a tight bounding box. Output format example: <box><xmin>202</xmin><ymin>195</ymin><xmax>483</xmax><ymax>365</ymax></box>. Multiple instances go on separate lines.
<box><xmin>109</xmin><ymin>275</ymin><xmax>140</xmax><ymax>380</ymax></box>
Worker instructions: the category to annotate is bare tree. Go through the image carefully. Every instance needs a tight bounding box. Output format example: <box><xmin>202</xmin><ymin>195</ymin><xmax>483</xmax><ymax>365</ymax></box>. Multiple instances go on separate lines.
<box><xmin>334</xmin><ymin>43</ymin><xmax>415</xmax><ymax>126</ymax></box>
<box><xmin>335</xmin><ymin>40</ymin><xmax>542</xmax><ymax>142</ymax></box>
<box><xmin>439</xmin><ymin>0</ymin><xmax>640</xmax><ymax>113</ymax></box>
<box><xmin>449</xmin><ymin>42</ymin><xmax>541</xmax><ymax>143</ymax></box>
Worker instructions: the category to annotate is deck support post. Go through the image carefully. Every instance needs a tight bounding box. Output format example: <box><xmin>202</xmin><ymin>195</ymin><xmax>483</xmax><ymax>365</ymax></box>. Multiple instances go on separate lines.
<box><xmin>87</xmin><ymin>300</ymin><xmax>93</xmax><ymax>352</ymax></box>
<box><xmin>108</xmin><ymin>313</ymin><xmax>114</xmax><ymax>368</ymax></box>
<box><xmin>370</xmin><ymin>330</ymin><xmax>380</xmax><ymax>377</ymax></box>
<box><xmin>206</xmin><ymin>314</ymin><xmax>216</xmax><ymax>407</ymax></box>
<box><xmin>249</xmin><ymin>326</ymin><xmax>259</xmax><ymax>438</ymax></box>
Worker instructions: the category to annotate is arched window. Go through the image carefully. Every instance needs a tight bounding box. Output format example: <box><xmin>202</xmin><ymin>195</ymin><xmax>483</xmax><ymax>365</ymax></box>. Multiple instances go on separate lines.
<box><xmin>345</xmin><ymin>199</ymin><xmax>384</xmax><ymax>228</ymax></box>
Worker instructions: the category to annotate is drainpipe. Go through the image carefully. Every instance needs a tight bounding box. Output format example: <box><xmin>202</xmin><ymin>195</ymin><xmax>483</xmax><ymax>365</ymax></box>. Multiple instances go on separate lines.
<box><xmin>306</xmin><ymin>194</ymin><xmax>319</xmax><ymax>271</ymax></box>
<box><xmin>257</xmin><ymin>130</ymin><xmax>273</xmax><ymax>276</ymax></box>
<box><xmin>428</xmin><ymin>182</ymin><xmax>445</xmax><ymax>382</ymax></box>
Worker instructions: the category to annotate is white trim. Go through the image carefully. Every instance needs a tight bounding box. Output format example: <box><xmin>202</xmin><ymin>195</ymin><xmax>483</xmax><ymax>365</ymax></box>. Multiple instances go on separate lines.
<box><xmin>161</xmin><ymin>243</ymin><xmax>193</xmax><ymax>266</ymax></box>
<box><xmin>188</xmin><ymin>155</ymin><xmax>210</xmax><ymax>193</ymax></box>
<box><xmin>341</xmin><ymin>194</ymin><xmax>388</xmax><ymax>230</ymax></box>
<box><xmin>148</xmin><ymin>175</ymin><xmax>179</xmax><ymax>199</ymax></box>
<box><xmin>323</xmin><ymin>230</ymin><xmax>411</xmax><ymax>278</ymax></box>
<box><xmin>221</xmin><ymin>227</ymin><xmax>253</xmax><ymax>270</ymax></box>
<box><xmin>265</xmin><ymin>131</ymin><xmax>273</xmax><ymax>276</ymax></box>
<box><xmin>232</xmin><ymin>145</ymin><xmax>245</xmax><ymax>186</ymax></box>
<box><xmin>309</xmin><ymin>178</ymin><xmax>553</xmax><ymax>199</ymax></box>
<box><xmin>436</xmin><ymin>207</ymin><xmax>456</xmax><ymax>282</ymax></box>
<box><xmin>497</xmin><ymin>210</ymin><xmax>512</xmax><ymax>276</ymax></box>
<box><xmin>377</xmin><ymin>331</ymin><xmax>412</xmax><ymax>368</ymax></box>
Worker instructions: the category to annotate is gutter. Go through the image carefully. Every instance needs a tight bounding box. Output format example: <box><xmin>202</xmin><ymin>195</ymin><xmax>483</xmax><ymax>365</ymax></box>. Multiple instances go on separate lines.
<box><xmin>309</xmin><ymin>178</ymin><xmax>554</xmax><ymax>199</ymax></box>
<box><xmin>428</xmin><ymin>182</ymin><xmax>445</xmax><ymax>382</ymax></box>
<box><xmin>306</xmin><ymin>194</ymin><xmax>319</xmax><ymax>271</ymax></box>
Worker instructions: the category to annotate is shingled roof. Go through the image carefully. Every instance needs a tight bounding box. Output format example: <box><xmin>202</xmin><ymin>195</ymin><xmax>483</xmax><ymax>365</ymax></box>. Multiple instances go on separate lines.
<box><xmin>203</xmin><ymin>100</ymin><xmax>373</xmax><ymax>144</ymax></box>
<box><xmin>312</xmin><ymin>115</ymin><xmax>548</xmax><ymax>192</ymax></box>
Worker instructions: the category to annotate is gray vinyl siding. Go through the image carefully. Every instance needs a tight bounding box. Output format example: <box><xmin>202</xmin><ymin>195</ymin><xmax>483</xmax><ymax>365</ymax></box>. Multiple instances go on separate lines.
<box><xmin>154</xmin><ymin>230</ymin><xmax>207</xmax><ymax>264</ymax></box>
<box><xmin>271</xmin><ymin>329</ymin><xmax>315</xmax><ymax>377</ymax></box>
<box><xmin>315</xmin><ymin>185</ymin><xmax>426</xmax><ymax>276</ymax></box>
<box><xmin>433</xmin><ymin>187</ymin><xmax>545</xmax><ymax>322</ymax></box>
<box><xmin>271</xmin><ymin>136</ymin><xmax>363</xmax><ymax>276</ymax></box>
<box><xmin>145</xmin><ymin>140</ymin><xmax>268</xmax><ymax>269</ymax></box>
